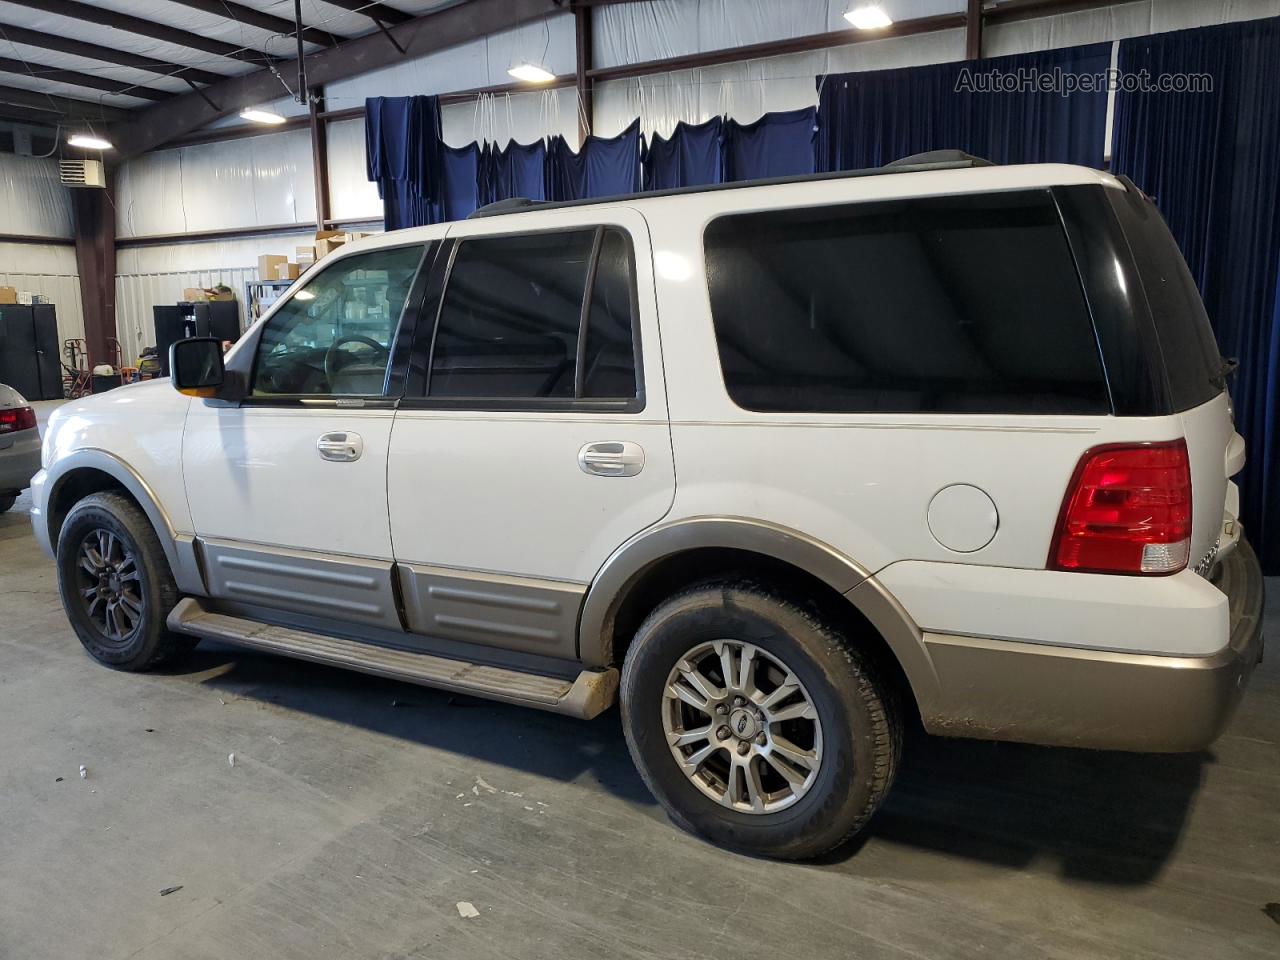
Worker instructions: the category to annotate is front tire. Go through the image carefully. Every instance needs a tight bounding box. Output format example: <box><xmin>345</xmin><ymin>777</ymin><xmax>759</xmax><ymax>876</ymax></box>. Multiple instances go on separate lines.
<box><xmin>620</xmin><ymin>582</ymin><xmax>901</xmax><ymax>860</ymax></box>
<box><xmin>56</xmin><ymin>491</ymin><xmax>191</xmax><ymax>671</ymax></box>
<box><xmin>0</xmin><ymin>493</ymin><xmax>16</xmax><ymax>513</ymax></box>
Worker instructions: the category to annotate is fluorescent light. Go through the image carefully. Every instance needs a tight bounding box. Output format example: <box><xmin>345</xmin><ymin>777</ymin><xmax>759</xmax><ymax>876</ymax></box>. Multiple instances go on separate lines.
<box><xmin>507</xmin><ymin>63</ymin><xmax>556</xmax><ymax>84</ymax></box>
<box><xmin>67</xmin><ymin>134</ymin><xmax>112</xmax><ymax>150</ymax></box>
<box><xmin>239</xmin><ymin>107</ymin><xmax>287</xmax><ymax>125</ymax></box>
<box><xmin>844</xmin><ymin>5</ymin><xmax>894</xmax><ymax>29</ymax></box>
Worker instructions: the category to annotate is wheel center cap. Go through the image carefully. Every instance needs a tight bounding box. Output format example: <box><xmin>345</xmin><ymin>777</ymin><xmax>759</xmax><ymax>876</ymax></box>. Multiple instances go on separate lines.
<box><xmin>107</xmin><ymin>575</ymin><xmax>121</xmax><ymax>594</ymax></box>
<box><xmin>728</xmin><ymin>707</ymin><xmax>759</xmax><ymax>741</ymax></box>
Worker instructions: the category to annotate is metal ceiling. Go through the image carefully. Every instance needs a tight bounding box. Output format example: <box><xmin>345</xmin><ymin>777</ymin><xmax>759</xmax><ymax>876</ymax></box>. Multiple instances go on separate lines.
<box><xmin>0</xmin><ymin>0</ymin><xmax>465</xmax><ymax>130</ymax></box>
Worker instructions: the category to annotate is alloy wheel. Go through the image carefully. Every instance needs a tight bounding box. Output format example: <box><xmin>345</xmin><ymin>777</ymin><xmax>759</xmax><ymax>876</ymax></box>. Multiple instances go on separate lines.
<box><xmin>75</xmin><ymin>528</ymin><xmax>144</xmax><ymax>645</ymax></box>
<box><xmin>662</xmin><ymin>639</ymin><xmax>823</xmax><ymax>814</ymax></box>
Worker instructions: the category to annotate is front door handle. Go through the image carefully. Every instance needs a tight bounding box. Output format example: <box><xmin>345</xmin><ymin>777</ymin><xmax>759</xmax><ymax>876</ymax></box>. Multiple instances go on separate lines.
<box><xmin>578</xmin><ymin>441</ymin><xmax>644</xmax><ymax>477</ymax></box>
<box><xmin>317</xmin><ymin>431</ymin><xmax>363</xmax><ymax>462</ymax></box>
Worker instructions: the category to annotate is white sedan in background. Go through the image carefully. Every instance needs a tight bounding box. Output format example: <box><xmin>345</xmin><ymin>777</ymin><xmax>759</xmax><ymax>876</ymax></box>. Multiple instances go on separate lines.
<box><xmin>0</xmin><ymin>383</ymin><xmax>40</xmax><ymax>513</ymax></box>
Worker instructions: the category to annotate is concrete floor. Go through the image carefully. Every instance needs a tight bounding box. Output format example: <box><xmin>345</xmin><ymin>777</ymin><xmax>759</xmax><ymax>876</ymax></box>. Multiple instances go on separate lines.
<box><xmin>1</xmin><ymin>409</ymin><xmax>1278</xmax><ymax>958</ymax></box>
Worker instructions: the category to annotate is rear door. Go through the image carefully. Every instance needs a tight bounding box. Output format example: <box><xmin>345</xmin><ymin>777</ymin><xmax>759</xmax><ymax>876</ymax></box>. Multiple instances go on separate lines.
<box><xmin>387</xmin><ymin>207</ymin><xmax>674</xmax><ymax>659</ymax></box>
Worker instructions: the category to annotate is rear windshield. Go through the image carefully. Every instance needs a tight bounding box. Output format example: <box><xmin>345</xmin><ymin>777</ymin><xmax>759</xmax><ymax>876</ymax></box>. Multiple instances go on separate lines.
<box><xmin>1110</xmin><ymin>189</ymin><xmax>1225</xmax><ymax>410</ymax></box>
<box><xmin>702</xmin><ymin>190</ymin><xmax>1110</xmax><ymax>415</ymax></box>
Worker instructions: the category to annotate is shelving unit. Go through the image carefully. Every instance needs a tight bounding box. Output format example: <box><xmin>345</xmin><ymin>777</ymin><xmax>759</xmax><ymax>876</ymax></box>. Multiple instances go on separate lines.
<box><xmin>244</xmin><ymin>279</ymin><xmax>296</xmax><ymax>326</ymax></box>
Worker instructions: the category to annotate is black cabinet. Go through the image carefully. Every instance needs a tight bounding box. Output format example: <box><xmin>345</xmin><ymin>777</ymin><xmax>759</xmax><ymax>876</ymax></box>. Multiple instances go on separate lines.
<box><xmin>0</xmin><ymin>305</ymin><xmax>62</xmax><ymax>400</ymax></box>
<box><xmin>153</xmin><ymin>301</ymin><xmax>240</xmax><ymax>376</ymax></box>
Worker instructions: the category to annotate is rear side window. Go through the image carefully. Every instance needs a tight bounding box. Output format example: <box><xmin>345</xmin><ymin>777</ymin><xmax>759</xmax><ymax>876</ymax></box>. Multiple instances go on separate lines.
<box><xmin>703</xmin><ymin>191</ymin><xmax>1110</xmax><ymax>414</ymax></box>
<box><xmin>1111</xmin><ymin>190</ymin><xmax>1224</xmax><ymax>410</ymax></box>
<box><xmin>428</xmin><ymin>227</ymin><xmax>640</xmax><ymax>404</ymax></box>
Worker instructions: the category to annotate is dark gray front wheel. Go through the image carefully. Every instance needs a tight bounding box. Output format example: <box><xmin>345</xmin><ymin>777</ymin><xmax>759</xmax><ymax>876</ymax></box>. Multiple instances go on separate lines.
<box><xmin>620</xmin><ymin>582</ymin><xmax>901</xmax><ymax>860</ymax></box>
<box><xmin>56</xmin><ymin>492</ymin><xmax>192</xmax><ymax>670</ymax></box>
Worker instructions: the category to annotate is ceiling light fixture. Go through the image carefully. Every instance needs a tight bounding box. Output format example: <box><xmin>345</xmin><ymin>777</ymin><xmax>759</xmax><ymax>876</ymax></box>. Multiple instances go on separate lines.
<box><xmin>67</xmin><ymin>134</ymin><xmax>113</xmax><ymax>150</ymax></box>
<box><xmin>507</xmin><ymin>63</ymin><xmax>556</xmax><ymax>84</ymax></box>
<box><xmin>844</xmin><ymin>5</ymin><xmax>894</xmax><ymax>30</ymax></box>
<box><xmin>239</xmin><ymin>107</ymin><xmax>287</xmax><ymax>125</ymax></box>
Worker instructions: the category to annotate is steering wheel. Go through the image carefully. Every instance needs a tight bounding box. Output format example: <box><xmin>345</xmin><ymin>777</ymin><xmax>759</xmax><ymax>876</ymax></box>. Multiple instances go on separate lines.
<box><xmin>324</xmin><ymin>335</ymin><xmax>389</xmax><ymax>387</ymax></box>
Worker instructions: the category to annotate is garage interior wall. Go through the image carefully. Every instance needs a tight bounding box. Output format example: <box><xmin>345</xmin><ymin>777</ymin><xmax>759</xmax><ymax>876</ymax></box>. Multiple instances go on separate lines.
<box><xmin>0</xmin><ymin>153</ymin><xmax>85</xmax><ymax>349</ymax></box>
<box><xmin>107</xmin><ymin>0</ymin><xmax>1280</xmax><ymax>360</ymax></box>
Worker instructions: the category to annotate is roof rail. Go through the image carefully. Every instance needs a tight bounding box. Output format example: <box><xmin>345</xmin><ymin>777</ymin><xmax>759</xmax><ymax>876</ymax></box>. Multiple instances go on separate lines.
<box><xmin>468</xmin><ymin>197</ymin><xmax>543</xmax><ymax>219</ymax></box>
<box><xmin>440</xmin><ymin>150</ymin><xmax>1004</xmax><ymax>223</ymax></box>
<box><xmin>884</xmin><ymin>150</ymin><xmax>994</xmax><ymax>169</ymax></box>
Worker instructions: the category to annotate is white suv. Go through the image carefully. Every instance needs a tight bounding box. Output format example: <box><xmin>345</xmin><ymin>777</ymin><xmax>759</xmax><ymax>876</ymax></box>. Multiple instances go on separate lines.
<box><xmin>32</xmin><ymin>158</ymin><xmax>1264</xmax><ymax>860</ymax></box>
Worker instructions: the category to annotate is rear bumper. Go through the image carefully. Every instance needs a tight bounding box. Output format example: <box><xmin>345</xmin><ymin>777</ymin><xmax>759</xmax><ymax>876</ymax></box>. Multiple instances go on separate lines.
<box><xmin>0</xmin><ymin>430</ymin><xmax>41</xmax><ymax>494</ymax></box>
<box><xmin>914</xmin><ymin>539</ymin><xmax>1264</xmax><ymax>752</ymax></box>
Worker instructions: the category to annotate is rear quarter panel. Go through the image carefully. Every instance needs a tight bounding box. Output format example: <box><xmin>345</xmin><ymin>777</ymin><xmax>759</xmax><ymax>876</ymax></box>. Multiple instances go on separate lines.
<box><xmin>642</xmin><ymin>176</ymin><xmax>1188</xmax><ymax>575</ymax></box>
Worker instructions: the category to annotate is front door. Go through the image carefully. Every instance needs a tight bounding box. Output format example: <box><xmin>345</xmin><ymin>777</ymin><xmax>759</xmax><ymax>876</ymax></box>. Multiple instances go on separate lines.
<box><xmin>387</xmin><ymin>209</ymin><xmax>675</xmax><ymax>659</ymax></box>
<box><xmin>182</xmin><ymin>243</ymin><xmax>429</xmax><ymax>629</ymax></box>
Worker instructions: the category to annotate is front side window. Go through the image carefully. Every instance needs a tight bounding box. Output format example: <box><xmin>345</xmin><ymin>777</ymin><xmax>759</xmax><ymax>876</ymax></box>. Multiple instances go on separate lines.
<box><xmin>427</xmin><ymin>227</ymin><xmax>640</xmax><ymax>403</ymax></box>
<box><xmin>704</xmin><ymin>191</ymin><xmax>1110</xmax><ymax>415</ymax></box>
<box><xmin>252</xmin><ymin>245</ymin><xmax>424</xmax><ymax>396</ymax></box>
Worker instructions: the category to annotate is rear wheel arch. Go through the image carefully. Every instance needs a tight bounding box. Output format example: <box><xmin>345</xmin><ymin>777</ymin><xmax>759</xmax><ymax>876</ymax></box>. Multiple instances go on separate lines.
<box><xmin>578</xmin><ymin>518</ymin><xmax>936</xmax><ymax>722</ymax></box>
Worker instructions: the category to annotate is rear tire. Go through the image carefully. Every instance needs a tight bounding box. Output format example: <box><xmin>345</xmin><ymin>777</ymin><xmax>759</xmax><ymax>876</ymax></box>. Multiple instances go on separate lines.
<box><xmin>56</xmin><ymin>491</ymin><xmax>193</xmax><ymax>671</ymax></box>
<box><xmin>620</xmin><ymin>582</ymin><xmax>901</xmax><ymax>860</ymax></box>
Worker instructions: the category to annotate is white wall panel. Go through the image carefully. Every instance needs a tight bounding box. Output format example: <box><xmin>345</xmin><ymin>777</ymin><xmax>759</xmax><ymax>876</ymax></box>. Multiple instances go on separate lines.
<box><xmin>594</xmin><ymin>0</ymin><xmax>965</xmax><ymax>68</ymax></box>
<box><xmin>116</xmin><ymin>131</ymin><xmax>316</xmax><ymax>238</ymax></box>
<box><xmin>0</xmin><ymin>242</ymin><xmax>83</xmax><ymax>349</ymax></box>
<box><xmin>0</xmin><ymin>154</ymin><xmax>73</xmax><ymax>238</ymax></box>
<box><xmin>323</xmin><ymin>15</ymin><xmax>576</xmax><ymax>110</ymax></box>
<box><xmin>594</xmin><ymin>28</ymin><xmax>965</xmax><ymax>139</ymax></box>
<box><xmin>327</xmin><ymin>118</ymin><xmax>384</xmax><ymax>222</ymax></box>
<box><xmin>115</xmin><ymin>231</ymin><xmax>316</xmax><ymax>366</ymax></box>
<box><xmin>1152</xmin><ymin>0</ymin><xmax>1280</xmax><ymax>30</ymax></box>
<box><xmin>442</xmin><ymin>88</ymin><xmax>580</xmax><ymax>148</ymax></box>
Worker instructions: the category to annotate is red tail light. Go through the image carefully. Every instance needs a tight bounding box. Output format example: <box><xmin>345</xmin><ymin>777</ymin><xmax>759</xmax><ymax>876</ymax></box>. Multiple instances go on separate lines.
<box><xmin>0</xmin><ymin>406</ymin><xmax>36</xmax><ymax>433</ymax></box>
<box><xmin>1050</xmin><ymin>440</ymin><xmax>1192</xmax><ymax>575</ymax></box>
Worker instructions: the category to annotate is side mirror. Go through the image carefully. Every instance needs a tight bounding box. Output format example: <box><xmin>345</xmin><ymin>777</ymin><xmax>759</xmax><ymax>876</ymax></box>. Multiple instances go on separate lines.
<box><xmin>171</xmin><ymin>337</ymin><xmax>225</xmax><ymax>398</ymax></box>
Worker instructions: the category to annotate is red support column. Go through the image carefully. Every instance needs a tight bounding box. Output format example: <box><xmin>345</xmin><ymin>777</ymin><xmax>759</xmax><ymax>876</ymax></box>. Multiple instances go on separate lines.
<box><xmin>71</xmin><ymin>167</ymin><xmax>117</xmax><ymax>364</ymax></box>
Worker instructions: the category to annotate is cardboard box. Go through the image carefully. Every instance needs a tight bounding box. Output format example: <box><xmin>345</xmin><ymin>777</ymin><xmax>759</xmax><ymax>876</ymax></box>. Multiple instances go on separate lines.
<box><xmin>208</xmin><ymin>290</ymin><xmax>235</xmax><ymax>302</ymax></box>
<box><xmin>296</xmin><ymin>245</ymin><xmax>316</xmax><ymax>262</ymax></box>
<box><xmin>0</xmin><ymin>286</ymin><xmax>15</xmax><ymax>304</ymax></box>
<box><xmin>315</xmin><ymin>237</ymin><xmax>345</xmax><ymax>259</ymax></box>
<box><xmin>182</xmin><ymin>287</ymin><xmax>208</xmax><ymax>302</ymax></box>
<box><xmin>271</xmin><ymin>261</ymin><xmax>300</xmax><ymax>281</ymax></box>
<box><xmin>258</xmin><ymin>254</ymin><xmax>288</xmax><ymax>279</ymax></box>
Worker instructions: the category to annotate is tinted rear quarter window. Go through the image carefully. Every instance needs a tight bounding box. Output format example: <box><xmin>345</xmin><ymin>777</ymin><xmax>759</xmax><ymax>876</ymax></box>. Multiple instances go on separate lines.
<box><xmin>1109</xmin><ymin>189</ymin><xmax>1224</xmax><ymax>410</ymax></box>
<box><xmin>703</xmin><ymin>191</ymin><xmax>1110</xmax><ymax>415</ymax></box>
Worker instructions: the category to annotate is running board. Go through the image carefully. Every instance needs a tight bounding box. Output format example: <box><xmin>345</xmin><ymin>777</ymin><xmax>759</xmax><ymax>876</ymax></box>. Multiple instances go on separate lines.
<box><xmin>166</xmin><ymin>598</ymin><xmax>617</xmax><ymax>719</ymax></box>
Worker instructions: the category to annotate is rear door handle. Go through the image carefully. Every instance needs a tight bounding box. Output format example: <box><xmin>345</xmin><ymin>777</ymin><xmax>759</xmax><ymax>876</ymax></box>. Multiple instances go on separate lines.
<box><xmin>578</xmin><ymin>441</ymin><xmax>644</xmax><ymax>477</ymax></box>
<box><xmin>317</xmin><ymin>431</ymin><xmax>363</xmax><ymax>462</ymax></box>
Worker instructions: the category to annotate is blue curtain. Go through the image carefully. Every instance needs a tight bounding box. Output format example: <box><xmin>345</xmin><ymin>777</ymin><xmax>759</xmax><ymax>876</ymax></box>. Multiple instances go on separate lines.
<box><xmin>1113</xmin><ymin>17</ymin><xmax>1280</xmax><ymax>572</ymax></box>
<box><xmin>816</xmin><ymin>42</ymin><xmax>1112</xmax><ymax>171</ymax></box>
<box><xmin>548</xmin><ymin>119</ymin><xmax>642</xmax><ymax>200</ymax></box>
<box><xmin>484</xmin><ymin>140</ymin><xmax>549</xmax><ymax>203</ymax></box>
<box><xmin>725</xmin><ymin>107</ymin><xmax>816</xmax><ymax>181</ymax></box>
<box><xmin>364</xmin><ymin>95</ymin><xmax>443</xmax><ymax>230</ymax></box>
<box><xmin>642</xmin><ymin>117</ymin><xmax>725</xmax><ymax>190</ymax></box>
<box><xmin>440</xmin><ymin>143</ymin><xmax>483</xmax><ymax>222</ymax></box>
